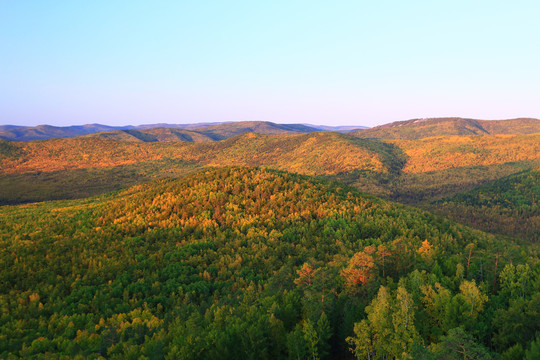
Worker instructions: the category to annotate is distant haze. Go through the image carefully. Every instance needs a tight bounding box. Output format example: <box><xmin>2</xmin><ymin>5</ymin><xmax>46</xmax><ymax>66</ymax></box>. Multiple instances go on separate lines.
<box><xmin>1</xmin><ymin>2</ymin><xmax>540</xmax><ymax>127</ymax></box>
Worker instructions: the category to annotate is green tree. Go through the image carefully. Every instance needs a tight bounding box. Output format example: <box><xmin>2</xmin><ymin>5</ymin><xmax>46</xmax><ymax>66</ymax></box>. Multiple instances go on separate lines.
<box><xmin>317</xmin><ymin>312</ymin><xmax>332</xmax><ymax>360</ymax></box>
<box><xmin>525</xmin><ymin>334</ymin><xmax>540</xmax><ymax>360</ymax></box>
<box><xmin>433</xmin><ymin>327</ymin><xmax>492</xmax><ymax>360</ymax></box>
<box><xmin>391</xmin><ymin>286</ymin><xmax>419</xmax><ymax>358</ymax></box>
<box><xmin>287</xmin><ymin>324</ymin><xmax>307</xmax><ymax>360</ymax></box>
<box><xmin>303</xmin><ymin>319</ymin><xmax>319</xmax><ymax>360</ymax></box>
<box><xmin>347</xmin><ymin>320</ymin><xmax>374</xmax><ymax>360</ymax></box>
<box><xmin>368</xmin><ymin>286</ymin><xmax>393</xmax><ymax>359</ymax></box>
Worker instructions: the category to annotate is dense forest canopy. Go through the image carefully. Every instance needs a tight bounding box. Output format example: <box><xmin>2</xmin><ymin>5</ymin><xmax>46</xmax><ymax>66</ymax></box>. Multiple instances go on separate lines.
<box><xmin>1</xmin><ymin>167</ymin><xmax>539</xmax><ymax>359</ymax></box>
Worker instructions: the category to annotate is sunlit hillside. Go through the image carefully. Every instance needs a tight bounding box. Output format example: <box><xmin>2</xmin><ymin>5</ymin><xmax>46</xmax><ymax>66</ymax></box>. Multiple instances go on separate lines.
<box><xmin>0</xmin><ymin>132</ymin><xmax>393</xmax><ymax>176</ymax></box>
<box><xmin>1</xmin><ymin>129</ymin><xmax>538</xmax><ymax>244</ymax></box>
<box><xmin>394</xmin><ymin>134</ymin><xmax>539</xmax><ymax>173</ymax></box>
<box><xmin>351</xmin><ymin>117</ymin><xmax>540</xmax><ymax>139</ymax></box>
<box><xmin>82</xmin><ymin>128</ymin><xmax>218</xmax><ymax>143</ymax></box>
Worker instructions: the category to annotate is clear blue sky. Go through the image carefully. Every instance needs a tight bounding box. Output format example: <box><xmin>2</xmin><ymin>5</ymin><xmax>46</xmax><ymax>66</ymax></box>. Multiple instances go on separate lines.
<box><xmin>1</xmin><ymin>1</ymin><xmax>539</xmax><ymax>127</ymax></box>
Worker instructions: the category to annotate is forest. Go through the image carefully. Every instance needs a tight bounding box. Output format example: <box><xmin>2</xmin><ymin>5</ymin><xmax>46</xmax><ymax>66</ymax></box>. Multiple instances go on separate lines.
<box><xmin>1</xmin><ymin>167</ymin><xmax>539</xmax><ymax>359</ymax></box>
<box><xmin>0</xmin><ymin>119</ymin><xmax>539</xmax><ymax>359</ymax></box>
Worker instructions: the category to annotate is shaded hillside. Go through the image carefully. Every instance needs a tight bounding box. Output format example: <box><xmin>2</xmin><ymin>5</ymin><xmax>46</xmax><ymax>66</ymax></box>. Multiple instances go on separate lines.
<box><xmin>390</xmin><ymin>162</ymin><xmax>537</xmax><ymax>204</ymax></box>
<box><xmin>1</xmin><ymin>167</ymin><xmax>537</xmax><ymax>358</ymax></box>
<box><xmin>428</xmin><ymin>169</ymin><xmax>540</xmax><ymax>242</ymax></box>
<box><xmin>351</xmin><ymin>117</ymin><xmax>540</xmax><ymax>139</ymax></box>
<box><xmin>0</xmin><ymin>159</ymin><xmax>202</xmax><ymax>205</ymax></box>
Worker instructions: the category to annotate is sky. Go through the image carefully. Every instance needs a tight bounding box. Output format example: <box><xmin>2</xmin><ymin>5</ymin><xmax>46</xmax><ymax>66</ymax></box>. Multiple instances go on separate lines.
<box><xmin>1</xmin><ymin>1</ymin><xmax>539</xmax><ymax>127</ymax></box>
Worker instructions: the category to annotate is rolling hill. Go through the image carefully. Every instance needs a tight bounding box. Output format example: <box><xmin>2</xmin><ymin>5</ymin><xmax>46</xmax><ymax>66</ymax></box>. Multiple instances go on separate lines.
<box><xmin>0</xmin><ymin>124</ymin><xmax>129</xmax><ymax>141</ymax></box>
<box><xmin>1</xmin><ymin>166</ymin><xmax>537</xmax><ymax>358</ymax></box>
<box><xmin>81</xmin><ymin>128</ymin><xmax>218</xmax><ymax>143</ymax></box>
<box><xmin>187</xmin><ymin>121</ymin><xmax>318</xmax><ymax>139</ymax></box>
<box><xmin>1</xmin><ymin>124</ymin><xmax>538</xmax><ymax>245</ymax></box>
<box><xmin>0</xmin><ymin>121</ymin><xmax>321</xmax><ymax>142</ymax></box>
<box><xmin>82</xmin><ymin>121</ymin><xmax>319</xmax><ymax>143</ymax></box>
<box><xmin>351</xmin><ymin>117</ymin><xmax>540</xmax><ymax>139</ymax></box>
<box><xmin>0</xmin><ymin>132</ymin><xmax>399</xmax><ymax>204</ymax></box>
<box><xmin>0</xmin><ymin>132</ymin><xmax>396</xmax><ymax>176</ymax></box>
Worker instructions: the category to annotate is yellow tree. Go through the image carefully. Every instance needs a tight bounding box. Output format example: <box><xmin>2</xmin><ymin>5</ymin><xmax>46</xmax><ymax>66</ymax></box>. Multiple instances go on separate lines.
<box><xmin>295</xmin><ymin>263</ymin><xmax>316</xmax><ymax>286</ymax></box>
<box><xmin>341</xmin><ymin>250</ymin><xmax>375</xmax><ymax>290</ymax></box>
<box><xmin>417</xmin><ymin>240</ymin><xmax>434</xmax><ymax>261</ymax></box>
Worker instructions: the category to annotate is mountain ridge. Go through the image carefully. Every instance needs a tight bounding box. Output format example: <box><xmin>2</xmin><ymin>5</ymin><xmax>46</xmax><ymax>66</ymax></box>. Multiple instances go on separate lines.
<box><xmin>351</xmin><ymin>117</ymin><xmax>540</xmax><ymax>139</ymax></box>
<box><xmin>0</xmin><ymin>121</ymin><xmax>324</xmax><ymax>141</ymax></box>
<box><xmin>2</xmin><ymin>117</ymin><xmax>538</xmax><ymax>141</ymax></box>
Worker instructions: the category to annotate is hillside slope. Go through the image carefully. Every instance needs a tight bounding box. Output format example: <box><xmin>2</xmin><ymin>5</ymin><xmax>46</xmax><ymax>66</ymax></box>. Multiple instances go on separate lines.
<box><xmin>429</xmin><ymin>169</ymin><xmax>540</xmax><ymax>242</ymax></box>
<box><xmin>82</xmin><ymin>128</ymin><xmax>218</xmax><ymax>143</ymax></box>
<box><xmin>0</xmin><ymin>132</ymin><xmax>395</xmax><ymax>176</ymax></box>
<box><xmin>1</xmin><ymin>167</ymin><xmax>536</xmax><ymax>358</ymax></box>
<box><xmin>394</xmin><ymin>133</ymin><xmax>539</xmax><ymax>173</ymax></box>
<box><xmin>351</xmin><ymin>117</ymin><xmax>540</xmax><ymax>139</ymax></box>
<box><xmin>190</xmin><ymin>120</ymin><xmax>318</xmax><ymax>139</ymax></box>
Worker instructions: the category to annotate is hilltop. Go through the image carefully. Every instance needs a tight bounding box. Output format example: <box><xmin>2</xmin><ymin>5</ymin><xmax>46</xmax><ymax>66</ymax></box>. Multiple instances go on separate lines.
<box><xmin>351</xmin><ymin>117</ymin><xmax>540</xmax><ymax>139</ymax></box>
<box><xmin>187</xmin><ymin>121</ymin><xmax>318</xmax><ymax>139</ymax></box>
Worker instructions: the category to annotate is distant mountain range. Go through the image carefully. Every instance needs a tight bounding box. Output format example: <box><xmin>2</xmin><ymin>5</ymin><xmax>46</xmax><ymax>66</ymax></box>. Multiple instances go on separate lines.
<box><xmin>0</xmin><ymin>121</ymin><xmax>369</xmax><ymax>142</ymax></box>
<box><xmin>1</xmin><ymin>117</ymin><xmax>538</xmax><ymax>142</ymax></box>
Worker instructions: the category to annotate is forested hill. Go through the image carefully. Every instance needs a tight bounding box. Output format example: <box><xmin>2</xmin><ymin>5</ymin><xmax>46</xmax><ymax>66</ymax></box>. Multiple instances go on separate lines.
<box><xmin>1</xmin><ymin>132</ymin><xmax>538</xmax><ymax>243</ymax></box>
<box><xmin>80</xmin><ymin>128</ymin><xmax>219</xmax><ymax>143</ymax></box>
<box><xmin>351</xmin><ymin>117</ymin><xmax>540</xmax><ymax>139</ymax></box>
<box><xmin>0</xmin><ymin>132</ymin><xmax>398</xmax><ymax>176</ymax></box>
<box><xmin>1</xmin><ymin>166</ymin><xmax>538</xmax><ymax>358</ymax></box>
<box><xmin>429</xmin><ymin>169</ymin><xmax>540</xmax><ymax>242</ymax></box>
